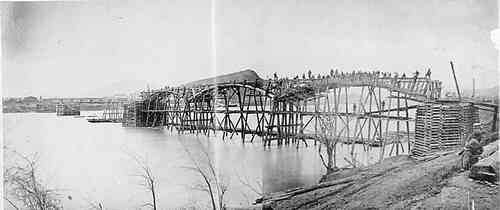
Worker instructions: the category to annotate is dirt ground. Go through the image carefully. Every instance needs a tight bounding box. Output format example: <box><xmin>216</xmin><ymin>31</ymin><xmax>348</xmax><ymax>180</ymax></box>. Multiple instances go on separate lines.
<box><xmin>255</xmin><ymin>151</ymin><xmax>499</xmax><ymax>210</ymax></box>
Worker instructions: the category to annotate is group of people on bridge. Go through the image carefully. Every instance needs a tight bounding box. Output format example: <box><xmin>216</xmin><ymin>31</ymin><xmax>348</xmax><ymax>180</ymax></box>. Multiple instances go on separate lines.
<box><xmin>267</xmin><ymin>68</ymin><xmax>441</xmax><ymax>98</ymax></box>
<box><xmin>273</xmin><ymin>68</ymin><xmax>433</xmax><ymax>82</ymax></box>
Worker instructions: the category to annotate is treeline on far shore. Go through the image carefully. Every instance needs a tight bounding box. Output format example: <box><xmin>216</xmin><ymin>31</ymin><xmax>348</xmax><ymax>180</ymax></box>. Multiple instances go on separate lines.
<box><xmin>2</xmin><ymin>102</ymin><xmax>106</xmax><ymax>113</ymax></box>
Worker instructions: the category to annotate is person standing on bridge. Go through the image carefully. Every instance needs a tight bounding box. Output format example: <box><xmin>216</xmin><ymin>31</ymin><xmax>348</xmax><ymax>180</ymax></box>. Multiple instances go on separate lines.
<box><xmin>274</xmin><ymin>72</ymin><xmax>279</xmax><ymax>81</ymax></box>
<box><xmin>412</xmin><ymin>71</ymin><xmax>419</xmax><ymax>90</ymax></box>
<box><xmin>393</xmin><ymin>73</ymin><xmax>399</xmax><ymax>86</ymax></box>
<box><xmin>425</xmin><ymin>68</ymin><xmax>431</xmax><ymax>79</ymax></box>
<box><xmin>308</xmin><ymin>70</ymin><xmax>312</xmax><ymax>79</ymax></box>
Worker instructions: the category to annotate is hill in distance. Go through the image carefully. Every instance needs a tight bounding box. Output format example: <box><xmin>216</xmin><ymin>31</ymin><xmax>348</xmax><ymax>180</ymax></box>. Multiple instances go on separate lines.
<box><xmin>461</xmin><ymin>85</ymin><xmax>499</xmax><ymax>98</ymax></box>
<box><xmin>83</xmin><ymin>79</ymin><xmax>162</xmax><ymax>98</ymax></box>
<box><xmin>182</xmin><ymin>69</ymin><xmax>262</xmax><ymax>88</ymax></box>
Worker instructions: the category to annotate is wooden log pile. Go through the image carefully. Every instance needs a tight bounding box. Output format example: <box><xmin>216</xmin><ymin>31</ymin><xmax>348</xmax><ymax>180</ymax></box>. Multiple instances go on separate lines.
<box><xmin>412</xmin><ymin>102</ymin><xmax>478</xmax><ymax>158</ymax></box>
<box><xmin>122</xmin><ymin>100</ymin><xmax>145</xmax><ymax>127</ymax></box>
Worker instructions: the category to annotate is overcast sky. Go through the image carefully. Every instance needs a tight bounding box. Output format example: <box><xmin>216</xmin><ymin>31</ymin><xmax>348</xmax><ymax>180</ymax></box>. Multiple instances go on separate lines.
<box><xmin>1</xmin><ymin>0</ymin><xmax>498</xmax><ymax>97</ymax></box>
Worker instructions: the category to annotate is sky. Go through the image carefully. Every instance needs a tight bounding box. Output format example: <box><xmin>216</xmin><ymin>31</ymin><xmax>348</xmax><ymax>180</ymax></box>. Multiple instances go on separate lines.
<box><xmin>1</xmin><ymin>0</ymin><xmax>212</xmax><ymax>97</ymax></box>
<box><xmin>1</xmin><ymin>0</ymin><xmax>498</xmax><ymax>97</ymax></box>
<box><xmin>216</xmin><ymin>0</ymin><xmax>498</xmax><ymax>91</ymax></box>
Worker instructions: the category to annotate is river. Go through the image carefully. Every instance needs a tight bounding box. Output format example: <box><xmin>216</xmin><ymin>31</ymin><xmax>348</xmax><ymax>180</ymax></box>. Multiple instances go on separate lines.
<box><xmin>3</xmin><ymin>112</ymin><xmax>397</xmax><ymax>209</ymax></box>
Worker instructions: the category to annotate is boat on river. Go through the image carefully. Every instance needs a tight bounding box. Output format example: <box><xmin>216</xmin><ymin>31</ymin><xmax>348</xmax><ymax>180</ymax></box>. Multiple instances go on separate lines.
<box><xmin>87</xmin><ymin>118</ymin><xmax>114</xmax><ymax>123</ymax></box>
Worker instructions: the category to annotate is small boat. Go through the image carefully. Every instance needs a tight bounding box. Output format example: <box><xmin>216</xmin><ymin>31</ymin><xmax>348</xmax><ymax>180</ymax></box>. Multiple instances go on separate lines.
<box><xmin>87</xmin><ymin>118</ymin><xmax>114</xmax><ymax>123</ymax></box>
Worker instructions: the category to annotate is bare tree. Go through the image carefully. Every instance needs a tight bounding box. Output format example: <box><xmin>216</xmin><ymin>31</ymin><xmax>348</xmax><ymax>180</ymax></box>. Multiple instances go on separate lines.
<box><xmin>85</xmin><ymin>198</ymin><xmax>104</xmax><ymax>210</ymax></box>
<box><xmin>179</xmin><ymin>139</ymin><xmax>228</xmax><ymax>210</ymax></box>
<box><xmin>235</xmin><ymin>169</ymin><xmax>263</xmax><ymax>205</ymax></box>
<box><xmin>236</xmin><ymin>173</ymin><xmax>262</xmax><ymax>198</ymax></box>
<box><xmin>317</xmin><ymin>115</ymin><xmax>340</xmax><ymax>173</ymax></box>
<box><xmin>130</xmin><ymin>154</ymin><xmax>158</xmax><ymax>210</ymax></box>
<box><xmin>3</xmin><ymin>150</ymin><xmax>63</xmax><ymax>210</ymax></box>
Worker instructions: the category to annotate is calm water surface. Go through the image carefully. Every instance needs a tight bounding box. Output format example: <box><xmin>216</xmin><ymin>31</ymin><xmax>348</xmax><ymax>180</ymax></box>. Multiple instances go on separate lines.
<box><xmin>3</xmin><ymin>112</ymin><xmax>399</xmax><ymax>209</ymax></box>
<box><xmin>3</xmin><ymin>112</ymin><xmax>326</xmax><ymax>209</ymax></box>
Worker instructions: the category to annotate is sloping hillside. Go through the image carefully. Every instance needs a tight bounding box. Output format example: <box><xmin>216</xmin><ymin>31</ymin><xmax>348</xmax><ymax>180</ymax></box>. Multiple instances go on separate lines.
<box><xmin>255</xmin><ymin>132</ymin><xmax>499</xmax><ymax>210</ymax></box>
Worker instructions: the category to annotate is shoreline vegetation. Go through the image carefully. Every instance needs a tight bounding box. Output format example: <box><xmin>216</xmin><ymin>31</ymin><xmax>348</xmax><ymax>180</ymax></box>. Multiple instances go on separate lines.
<box><xmin>2</xmin><ymin>98</ymin><xmax>109</xmax><ymax>113</ymax></box>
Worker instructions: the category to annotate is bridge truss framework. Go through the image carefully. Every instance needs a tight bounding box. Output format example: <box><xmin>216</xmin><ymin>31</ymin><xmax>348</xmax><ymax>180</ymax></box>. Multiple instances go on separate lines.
<box><xmin>123</xmin><ymin>74</ymin><xmax>446</xmax><ymax>163</ymax></box>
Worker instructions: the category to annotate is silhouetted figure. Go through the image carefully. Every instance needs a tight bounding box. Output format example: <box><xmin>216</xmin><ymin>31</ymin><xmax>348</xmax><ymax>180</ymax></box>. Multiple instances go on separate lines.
<box><xmin>425</xmin><ymin>68</ymin><xmax>431</xmax><ymax>78</ymax></box>
<box><xmin>308</xmin><ymin>70</ymin><xmax>312</xmax><ymax>79</ymax></box>
<box><xmin>393</xmin><ymin>73</ymin><xmax>399</xmax><ymax>85</ymax></box>
<box><xmin>330</xmin><ymin>69</ymin><xmax>334</xmax><ymax>77</ymax></box>
<box><xmin>461</xmin><ymin>132</ymin><xmax>483</xmax><ymax>170</ymax></box>
<box><xmin>302</xmin><ymin>73</ymin><xmax>306</xmax><ymax>79</ymax></box>
<box><xmin>274</xmin><ymin>72</ymin><xmax>278</xmax><ymax>80</ymax></box>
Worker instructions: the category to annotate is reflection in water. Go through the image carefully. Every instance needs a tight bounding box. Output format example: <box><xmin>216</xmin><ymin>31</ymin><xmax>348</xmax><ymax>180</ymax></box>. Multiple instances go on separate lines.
<box><xmin>3</xmin><ymin>112</ymin><xmax>322</xmax><ymax>209</ymax></box>
<box><xmin>262</xmin><ymin>146</ymin><xmax>324</xmax><ymax>193</ymax></box>
<box><xmin>3</xmin><ymin>112</ymin><xmax>405</xmax><ymax>209</ymax></box>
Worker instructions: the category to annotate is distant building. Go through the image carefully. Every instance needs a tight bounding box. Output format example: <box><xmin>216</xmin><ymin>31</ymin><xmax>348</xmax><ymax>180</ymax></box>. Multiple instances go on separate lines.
<box><xmin>56</xmin><ymin>103</ymin><xmax>80</xmax><ymax>116</ymax></box>
<box><xmin>22</xmin><ymin>96</ymin><xmax>39</xmax><ymax>103</ymax></box>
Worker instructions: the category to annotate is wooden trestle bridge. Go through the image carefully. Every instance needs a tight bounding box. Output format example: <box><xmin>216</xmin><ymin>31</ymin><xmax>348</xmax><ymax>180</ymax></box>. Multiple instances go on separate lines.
<box><xmin>123</xmin><ymin>70</ymin><xmax>444</xmax><ymax>157</ymax></box>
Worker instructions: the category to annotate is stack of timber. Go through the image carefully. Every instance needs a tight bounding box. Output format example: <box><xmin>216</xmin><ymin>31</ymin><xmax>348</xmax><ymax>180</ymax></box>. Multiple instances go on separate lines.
<box><xmin>56</xmin><ymin>103</ymin><xmax>80</xmax><ymax>116</ymax></box>
<box><xmin>122</xmin><ymin>101</ymin><xmax>144</xmax><ymax>127</ymax></box>
<box><xmin>413</xmin><ymin>103</ymin><xmax>441</xmax><ymax>157</ymax></box>
<box><xmin>122</xmin><ymin>102</ymin><xmax>136</xmax><ymax>126</ymax></box>
<box><xmin>88</xmin><ymin>101</ymin><xmax>124</xmax><ymax>123</ymax></box>
<box><xmin>412</xmin><ymin>102</ymin><xmax>478</xmax><ymax>159</ymax></box>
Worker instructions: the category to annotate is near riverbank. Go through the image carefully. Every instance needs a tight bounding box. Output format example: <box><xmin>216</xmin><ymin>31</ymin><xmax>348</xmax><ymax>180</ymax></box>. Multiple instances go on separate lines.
<box><xmin>253</xmin><ymin>135</ymin><xmax>499</xmax><ymax>210</ymax></box>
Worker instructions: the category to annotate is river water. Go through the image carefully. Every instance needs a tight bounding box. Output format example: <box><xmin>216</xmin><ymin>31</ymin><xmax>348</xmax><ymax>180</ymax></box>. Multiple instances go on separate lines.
<box><xmin>3</xmin><ymin>112</ymin><xmax>395</xmax><ymax>209</ymax></box>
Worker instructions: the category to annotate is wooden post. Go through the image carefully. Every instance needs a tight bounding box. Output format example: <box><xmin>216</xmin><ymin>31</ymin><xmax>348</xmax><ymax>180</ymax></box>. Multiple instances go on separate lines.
<box><xmin>492</xmin><ymin>106</ymin><xmax>498</xmax><ymax>132</ymax></box>
<box><xmin>450</xmin><ymin>61</ymin><xmax>461</xmax><ymax>100</ymax></box>
<box><xmin>405</xmin><ymin>94</ymin><xmax>411</xmax><ymax>153</ymax></box>
<box><xmin>472</xmin><ymin>78</ymin><xmax>475</xmax><ymax>98</ymax></box>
